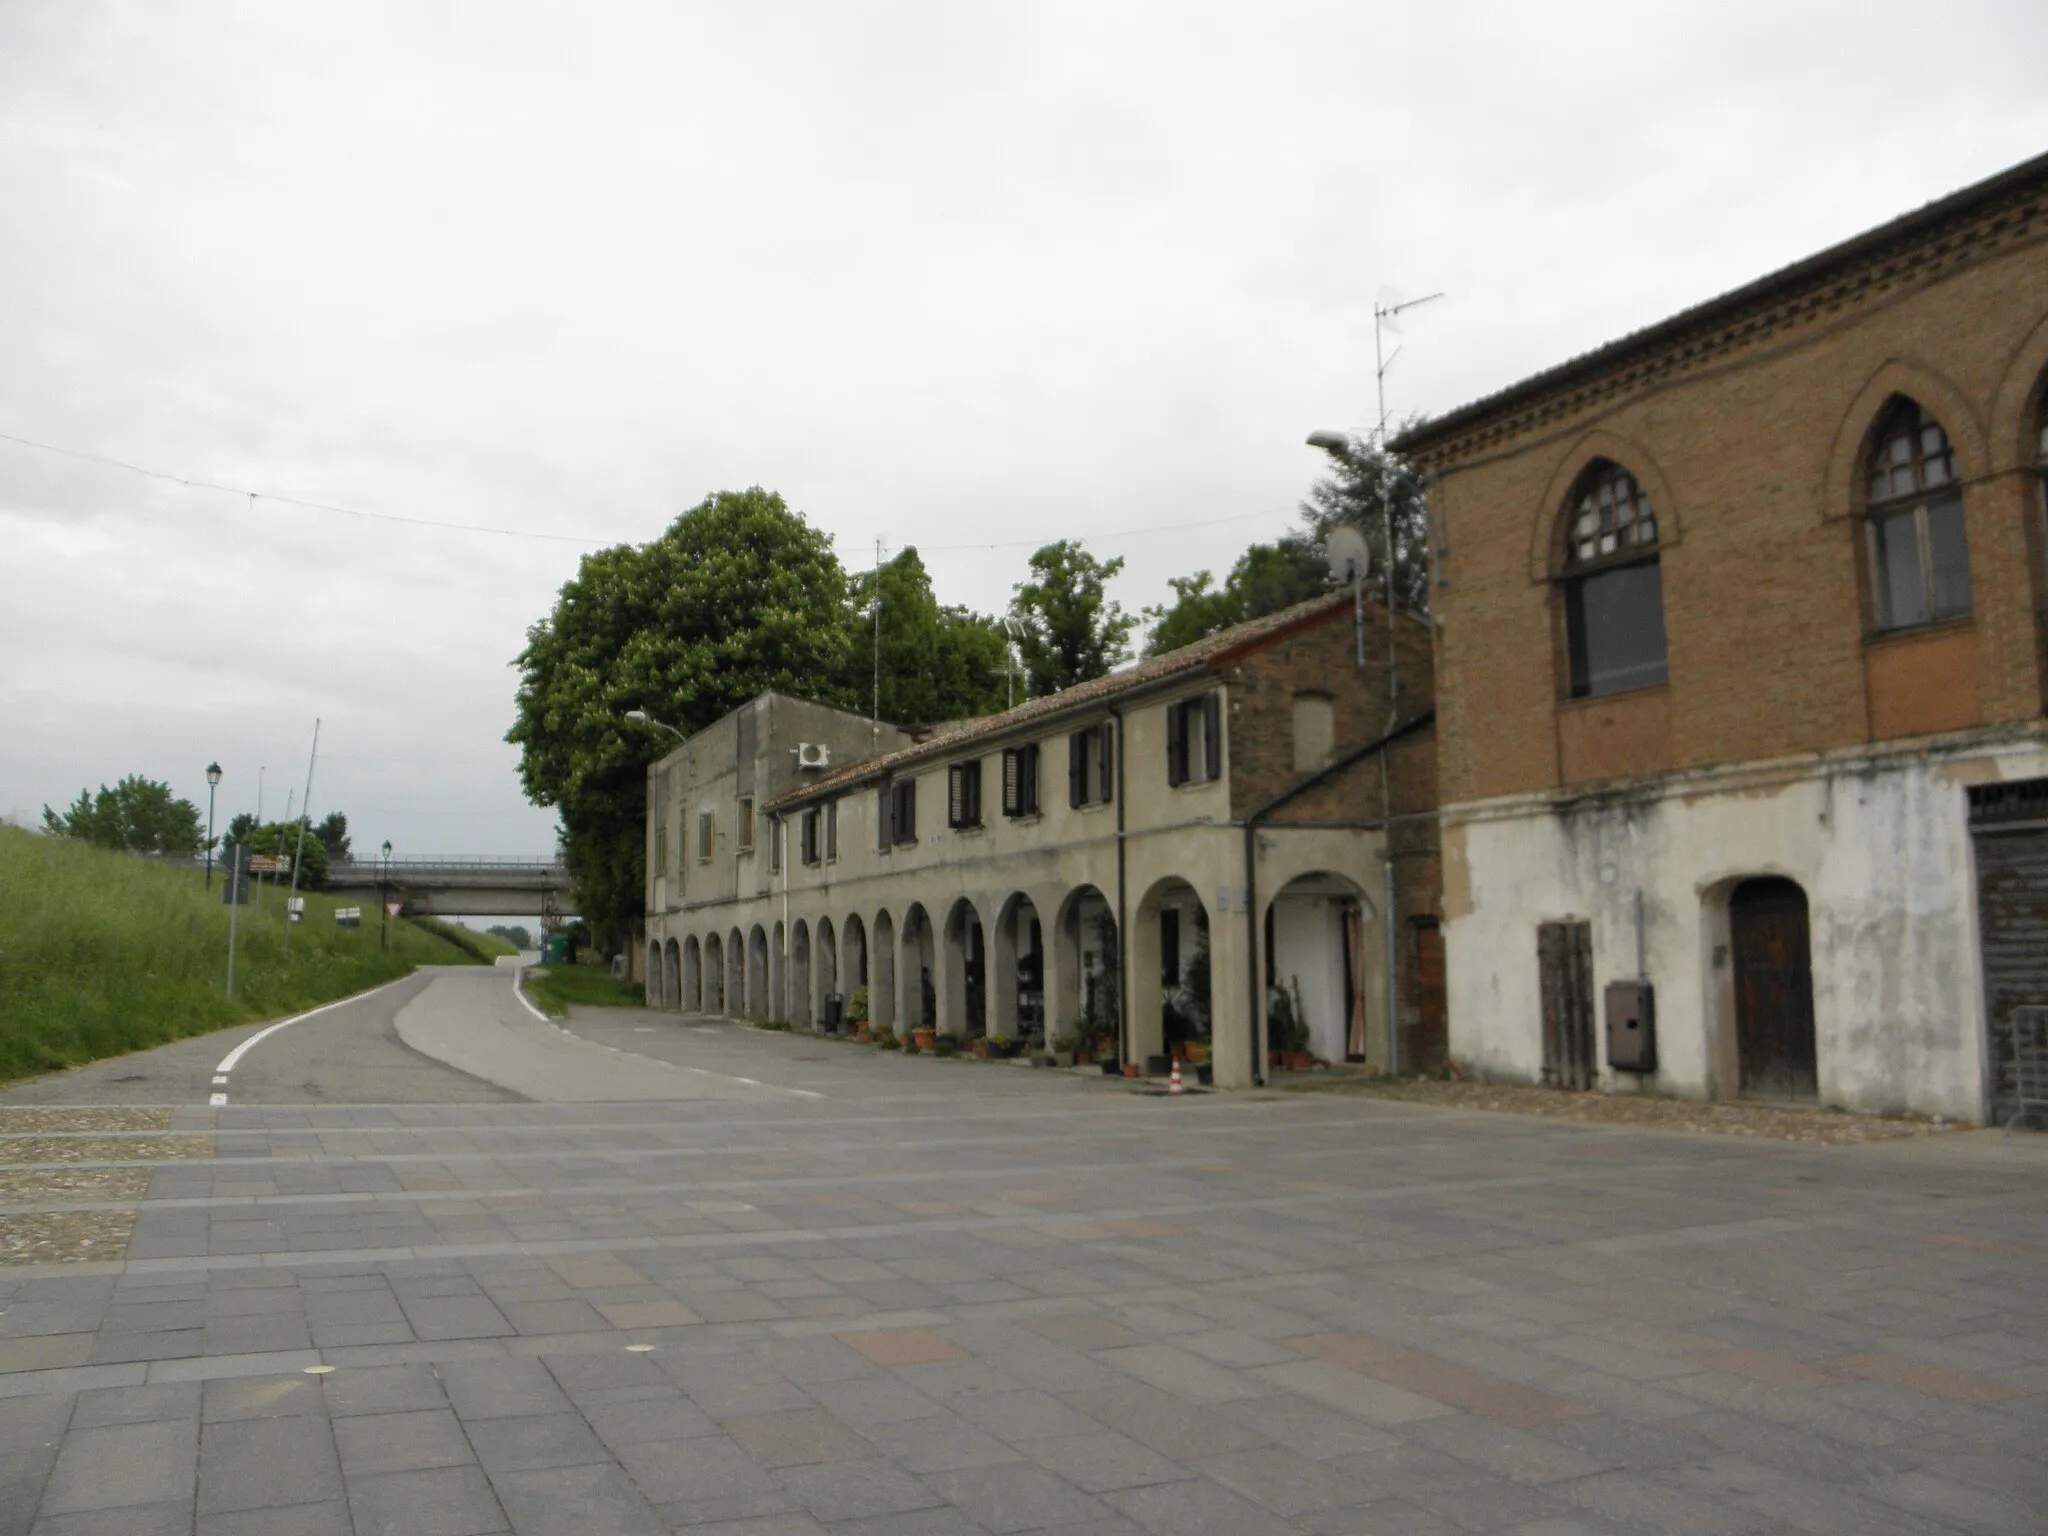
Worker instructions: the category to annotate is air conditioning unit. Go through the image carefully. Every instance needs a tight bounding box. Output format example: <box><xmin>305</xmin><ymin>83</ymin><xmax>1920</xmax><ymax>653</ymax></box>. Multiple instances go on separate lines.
<box><xmin>796</xmin><ymin>742</ymin><xmax>831</xmax><ymax>770</ymax></box>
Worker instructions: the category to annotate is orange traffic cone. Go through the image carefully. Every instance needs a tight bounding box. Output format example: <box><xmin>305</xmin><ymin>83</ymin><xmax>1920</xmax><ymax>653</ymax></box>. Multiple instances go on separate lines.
<box><xmin>1169</xmin><ymin>1057</ymin><xmax>1183</xmax><ymax>1095</ymax></box>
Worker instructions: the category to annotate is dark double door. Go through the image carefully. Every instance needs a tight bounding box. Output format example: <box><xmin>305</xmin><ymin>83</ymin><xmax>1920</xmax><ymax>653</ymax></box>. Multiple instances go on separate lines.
<box><xmin>1731</xmin><ymin>878</ymin><xmax>1818</xmax><ymax>1101</ymax></box>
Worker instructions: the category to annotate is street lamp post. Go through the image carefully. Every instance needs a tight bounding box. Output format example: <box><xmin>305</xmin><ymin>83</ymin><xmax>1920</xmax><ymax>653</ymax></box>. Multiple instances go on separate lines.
<box><xmin>380</xmin><ymin>839</ymin><xmax>393</xmax><ymax>951</ymax></box>
<box><xmin>624</xmin><ymin>709</ymin><xmax>687</xmax><ymax>743</ymax></box>
<box><xmin>204</xmin><ymin>762</ymin><xmax>223</xmax><ymax>892</ymax></box>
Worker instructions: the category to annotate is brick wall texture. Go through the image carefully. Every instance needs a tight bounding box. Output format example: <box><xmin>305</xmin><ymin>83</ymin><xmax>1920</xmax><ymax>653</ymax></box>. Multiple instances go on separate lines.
<box><xmin>1403</xmin><ymin>167</ymin><xmax>2048</xmax><ymax>808</ymax></box>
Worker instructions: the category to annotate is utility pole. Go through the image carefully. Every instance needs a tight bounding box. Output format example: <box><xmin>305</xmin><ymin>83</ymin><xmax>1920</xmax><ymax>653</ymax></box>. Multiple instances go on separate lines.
<box><xmin>282</xmin><ymin>720</ymin><xmax>320</xmax><ymax>957</ymax></box>
<box><xmin>871</xmin><ymin>539</ymin><xmax>883</xmax><ymax>747</ymax></box>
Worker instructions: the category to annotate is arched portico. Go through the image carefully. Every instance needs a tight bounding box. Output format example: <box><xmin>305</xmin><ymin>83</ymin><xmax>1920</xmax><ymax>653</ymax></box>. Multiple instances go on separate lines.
<box><xmin>772</xmin><ymin>921</ymin><xmax>787</xmax><ymax>1021</ymax></box>
<box><xmin>990</xmin><ymin>893</ymin><xmax>1046</xmax><ymax>1043</ymax></box>
<box><xmin>943</xmin><ymin>898</ymin><xmax>988</xmax><ymax>1038</ymax></box>
<box><xmin>790</xmin><ymin>921</ymin><xmax>813</xmax><ymax>1028</ymax></box>
<box><xmin>900</xmin><ymin>903</ymin><xmax>936</xmax><ymax>1032</ymax></box>
<box><xmin>647</xmin><ymin>942</ymin><xmax>663</xmax><ymax>1007</ymax></box>
<box><xmin>1134</xmin><ymin>876</ymin><xmax>1210</xmax><ymax>1066</ymax></box>
<box><xmin>683</xmin><ymin>935</ymin><xmax>701</xmax><ymax>1011</ymax></box>
<box><xmin>728</xmin><ymin>928</ymin><xmax>746</xmax><ymax>1017</ymax></box>
<box><xmin>663</xmin><ymin>939</ymin><xmax>680</xmax><ymax>1011</ymax></box>
<box><xmin>1055</xmin><ymin>885</ymin><xmax>1119</xmax><ymax>1063</ymax></box>
<box><xmin>704</xmin><ymin>933</ymin><xmax>724</xmax><ymax>1015</ymax></box>
<box><xmin>817</xmin><ymin>918</ymin><xmax>839</xmax><ymax>1028</ymax></box>
<box><xmin>748</xmin><ymin>926</ymin><xmax>769</xmax><ymax>1019</ymax></box>
<box><xmin>1265</xmin><ymin>872</ymin><xmax>1371</xmax><ymax>1067</ymax></box>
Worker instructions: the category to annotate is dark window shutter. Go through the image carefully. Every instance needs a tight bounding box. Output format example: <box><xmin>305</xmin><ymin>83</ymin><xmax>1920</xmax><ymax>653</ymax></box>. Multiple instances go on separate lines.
<box><xmin>895</xmin><ymin>779</ymin><xmax>915</xmax><ymax>842</ymax></box>
<box><xmin>1202</xmin><ymin>693</ymin><xmax>1221</xmax><ymax>780</ymax></box>
<box><xmin>1166</xmin><ymin>702</ymin><xmax>1188</xmax><ymax>786</ymax></box>
<box><xmin>877</xmin><ymin>783</ymin><xmax>891</xmax><ymax>850</ymax></box>
<box><xmin>1096</xmin><ymin>723</ymin><xmax>1114</xmax><ymax>804</ymax></box>
<box><xmin>1069</xmin><ymin>732</ymin><xmax>1087</xmax><ymax>807</ymax></box>
<box><xmin>1002</xmin><ymin>751</ymin><xmax>1020</xmax><ymax>816</ymax></box>
<box><xmin>965</xmin><ymin>761</ymin><xmax>981</xmax><ymax>824</ymax></box>
<box><xmin>948</xmin><ymin>765</ymin><xmax>965</xmax><ymax>827</ymax></box>
<box><xmin>1022</xmin><ymin>744</ymin><xmax>1039</xmax><ymax>814</ymax></box>
<box><xmin>825</xmin><ymin>801</ymin><xmax>838</xmax><ymax>861</ymax></box>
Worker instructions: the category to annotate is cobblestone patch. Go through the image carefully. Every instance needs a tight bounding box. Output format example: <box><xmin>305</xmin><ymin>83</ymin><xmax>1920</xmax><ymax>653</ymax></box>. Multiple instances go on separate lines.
<box><xmin>0</xmin><ymin>1134</ymin><xmax>215</xmax><ymax>1165</ymax></box>
<box><xmin>0</xmin><ymin>1105</ymin><xmax>175</xmax><ymax>1134</ymax></box>
<box><xmin>1285</xmin><ymin>1075</ymin><xmax>1960</xmax><ymax>1143</ymax></box>
<box><xmin>0</xmin><ymin>1207</ymin><xmax>138</xmax><ymax>1263</ymax></box>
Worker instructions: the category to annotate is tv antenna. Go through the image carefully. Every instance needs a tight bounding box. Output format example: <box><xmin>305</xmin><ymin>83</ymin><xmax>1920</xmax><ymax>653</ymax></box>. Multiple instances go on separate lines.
<box><xmin>1374</xmin><ymin>291</ymin><xmax>1444</xmax><ymax>444</ymax></box>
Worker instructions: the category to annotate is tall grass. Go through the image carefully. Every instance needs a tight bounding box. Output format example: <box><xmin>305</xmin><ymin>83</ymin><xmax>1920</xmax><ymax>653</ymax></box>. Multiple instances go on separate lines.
<box><xmin>0</xmin><ymin>826</ymin><xmax>488</xmax><ymax>1083</ymax></box>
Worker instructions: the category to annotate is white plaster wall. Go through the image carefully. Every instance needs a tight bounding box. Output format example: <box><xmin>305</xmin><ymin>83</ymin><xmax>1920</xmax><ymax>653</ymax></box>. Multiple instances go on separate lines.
<box><xmin>1272</xmin><ymin>897</ymin><xmax>1348</xmax><ymax>1062</ymax></box>
<box><xmin>1445</xmin><ymin>739</ymin><xmax>2048</xmax><ymax>1122</ymax></box>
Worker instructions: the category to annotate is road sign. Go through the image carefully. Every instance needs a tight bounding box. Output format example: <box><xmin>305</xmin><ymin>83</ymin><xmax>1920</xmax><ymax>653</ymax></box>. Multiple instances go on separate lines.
<box><xmin>247</xmin><ymin>854</ymin><xmax>291</xmax><ymax>874</ymax></box>
<box><xmin>386</xmin><ymin>902</ymin><xmax>402</xmax><ymax>919</ymax></box>
<box><xmin>287</xmin><ymin>897</ymin><xmax>305</xmax><ymax>924</ymax></box>
<box><xmin>336</xmin><ymin>906</ymin><xmax>361</xmax><ymax>929</ymax></box>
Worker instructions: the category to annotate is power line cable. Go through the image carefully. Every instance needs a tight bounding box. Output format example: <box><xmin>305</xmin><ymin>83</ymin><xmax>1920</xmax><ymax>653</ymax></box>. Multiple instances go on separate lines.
<box><xmin>0</xmin><ymin>428</ymin><xmax>1312</xmax><ymax>556</ymax></box>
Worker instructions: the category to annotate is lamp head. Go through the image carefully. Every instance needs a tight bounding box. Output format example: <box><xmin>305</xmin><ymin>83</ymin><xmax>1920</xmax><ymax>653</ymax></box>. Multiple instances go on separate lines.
<box><xmin>381</xmin><ymin>840</ymin><xmax>392</xmax><ymax>858</ymax></box>
<box><xmin>1305</xmin><ymin>431</ymin><xmax>1350</xmax><ymax>454</ymax></box>
<box><xmin>624</xmin><ymin>709</ymin><xmax>649</xmax><ymax>723</ymax></box>
<box><xmin>205</xmin><ymin>762</ymin><xmax>222</xmax><ymax>787</ymax></box>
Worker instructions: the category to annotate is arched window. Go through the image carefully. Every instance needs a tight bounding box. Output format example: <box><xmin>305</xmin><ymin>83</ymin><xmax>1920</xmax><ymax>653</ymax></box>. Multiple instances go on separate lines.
<box><xmin>1864</xmin><ymin>398</ymin><xmax>1970</xmax><ymax>630</ymax></box>
<box><xmin>1562</xmin><ymin>461</ymin><xmax>1668</xmax><ymax>698</ymax></box>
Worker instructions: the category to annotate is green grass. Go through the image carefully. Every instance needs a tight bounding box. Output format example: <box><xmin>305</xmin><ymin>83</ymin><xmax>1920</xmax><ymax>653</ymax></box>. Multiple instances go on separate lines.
<box><xmin>410</xmin><ymin>916</ymin><xmax>519</xmax><ymax>963</ymax></box>
<box><xmin>0</xmin><ymin>826</ymin><xmax>491</xmax><ymax>1083</ymax></box>
<box><xmin>521</xmin><ymin>963</ymin><xmax>644</xmax><ymax>1016</ymax></box>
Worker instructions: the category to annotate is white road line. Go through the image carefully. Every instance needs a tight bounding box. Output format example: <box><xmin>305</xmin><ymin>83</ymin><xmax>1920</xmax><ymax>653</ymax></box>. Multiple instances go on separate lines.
<box><xmin>207</xmin><ymin>975</ymin><xmax>414</xmax><ymax>1105</ymax></box>
<box><xmin>512</xmin><ymin>966</ymin><xmax>550</xmax><ymax>1022</ymax></box>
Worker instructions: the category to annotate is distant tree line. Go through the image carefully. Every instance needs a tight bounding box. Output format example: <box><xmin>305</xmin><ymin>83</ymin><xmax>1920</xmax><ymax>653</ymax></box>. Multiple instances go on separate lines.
<box><xmin>44</xmin><ymin>781</ymin><xmax>358</xmax><ymax>891</ymax></box>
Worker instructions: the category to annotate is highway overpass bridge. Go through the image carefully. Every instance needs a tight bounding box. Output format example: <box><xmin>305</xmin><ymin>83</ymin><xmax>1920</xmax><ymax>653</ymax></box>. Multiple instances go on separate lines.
<box><xmin>326</xmin><ymin>856</ymin><xmax>572</xmax><ymax>919</ymax></box>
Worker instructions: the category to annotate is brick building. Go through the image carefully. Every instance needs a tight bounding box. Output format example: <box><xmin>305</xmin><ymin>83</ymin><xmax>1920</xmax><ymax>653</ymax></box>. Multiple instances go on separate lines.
<box><xmin>642</xmin><ymin>591</ymin><xmax>1444</xmax><ymax>1088</ymax></box>
<box><xmin>1393</xmin><ymin>149</ymin><xmax>2048</xmax><ymax>1122</ymax></box>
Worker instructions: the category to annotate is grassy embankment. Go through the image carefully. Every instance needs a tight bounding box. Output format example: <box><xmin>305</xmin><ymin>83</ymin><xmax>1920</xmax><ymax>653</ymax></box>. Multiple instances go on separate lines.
<box><xmin>0</xmin><ymin>825</ymin><xmax>507</xmax><ymax>1083</ymax></box>
<box><xmin>521</xmin><ymin>963</ymin><xmax>644</xmax><ymax>1017</ymax></box>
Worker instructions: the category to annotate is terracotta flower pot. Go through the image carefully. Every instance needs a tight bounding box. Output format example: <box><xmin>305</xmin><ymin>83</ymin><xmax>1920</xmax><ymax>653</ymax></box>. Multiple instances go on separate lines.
<box><xmin>1286</xmin><ymin>1051</ymin><xmax>1314</xmax><ymax>1072</ymax></box>
<box><xmin>1121</xmin><ymin>1064</ymin><xmax>1140</xmax><ymax>1078</ymax></box>
<box><xmin>911</xmin><ymin>1028</ymin><xmax>937</xmax><ymax>1051</ymax></box>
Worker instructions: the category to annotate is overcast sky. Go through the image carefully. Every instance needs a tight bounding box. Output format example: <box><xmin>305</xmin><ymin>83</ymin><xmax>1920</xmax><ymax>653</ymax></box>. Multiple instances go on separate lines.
<box><xmin>5</xmin><ymin>1</ymin><xmax>2045</xmax><ymax>863</ymax></box>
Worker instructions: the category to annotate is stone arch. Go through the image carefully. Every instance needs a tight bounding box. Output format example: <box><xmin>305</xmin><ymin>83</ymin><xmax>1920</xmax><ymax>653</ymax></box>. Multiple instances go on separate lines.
<box><xmin>647</xmin><ymin>942</ymin><xmax>664</xmax><ymax>1007</ymax></box>
<box><xmin>747</xmin><ymin>926</ymin><xmax>768</xmax><ymax>1020</ymax></box>
<box><xmin>1054</xmin><ymin>885</ymin><xmax>1119</xmax><ymax>1062</ymax></box>
<box><xmin>728</xmin><ymin>928</ymin><xmax>746</xmax><ymax>1017</ymax></box>
<box><xmin>817</xmin><ymin>917</ymin><xmax>838</xmax><ymax>1027</ymax></box>
<box><xmin>790</xmin><ymin>921</ymin><xmax>812</xmax><ymax>1029</ymax></box>
<box><xmin>1989</xmin><ymin>306</ymin><xmax>2048</xmax><ymax>473</ymax></box>
<box><xmin>663</xmin><ymin>938</ymin><xmax>680</xmax><ymax>1011</ymax></box>
<box><xmin>1823</xmin><ymin>359</ymin><xmax>1989</xmax><ymax>523</ymax></box>
<box><xmin>772</xmin><ymin>921</ymin><xmax>787</xmax><ymax>1020</ymax></box>
<box><xmin>1264</xmin><ymin>871</ymin><xmax>1372</xmax><ymax>1068</ymax></box>
<box><xmin>899</xmin><ymin>903</ymin><xmax>937</xmax><ymax>1033</ymax></box>
<box><xmin>842</xmin><ymin>913</ymin><xmax>868</xmax><ymax>992</ymax></box>
<box><xmin>1133</xmin><ymin>875</ymin><xmax>1212</xmax><ymax>1067</ymax></box>
<box><xmin>1528</xmin><ymin>429</ymin><xmax>1681</xmax><ymax>582</ymax></box>
<box><xmin>683</xmin><ymin>935</ymin><xmax>701</xmax><ymax>1012</ymax></box>
<box><xmin>942</xmin><ymin>897</ymin><xmax>989</xmax><ymax>1038</ymax></box>
<box><xmin>871</xmin><ymin>910</ymin><xmax>898</xmax><ymax>1034</ymax></box>
<box><xmin>990</xmin><ymin>891</ymin><xmax>1046</xmax><ymax>1043</ymax></box>
<box><xmin>704</xmin><ymin>932</ymin><xmax>724</xmax><ymax>1015</ymax></box>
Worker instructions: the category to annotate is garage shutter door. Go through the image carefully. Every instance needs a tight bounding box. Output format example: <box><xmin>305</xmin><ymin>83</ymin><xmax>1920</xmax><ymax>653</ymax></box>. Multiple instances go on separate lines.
<box><xmin>1970</xmin><ymin>779</ymin><xmax>2048</xmax><ymax>1124</ymax></box>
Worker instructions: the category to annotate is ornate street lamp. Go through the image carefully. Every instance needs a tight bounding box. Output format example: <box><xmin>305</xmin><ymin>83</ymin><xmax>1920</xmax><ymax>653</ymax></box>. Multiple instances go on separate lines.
<box><xmin>204</xmin><ymin>762</ymin><xmax>223</xmax><ymax>892</ymax></box>
<box><xmin>380</xmin><ymin>839</ymin><xmax>394</xmax><ymax>950</ymax></box>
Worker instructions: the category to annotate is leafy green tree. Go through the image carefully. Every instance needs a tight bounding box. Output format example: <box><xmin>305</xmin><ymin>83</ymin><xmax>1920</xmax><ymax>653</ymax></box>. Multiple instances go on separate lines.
<box><xmin>508</xmin><ymin>488</ymin><xmax>856</xmax><ymax>946</ymax></box>
<box><xmin>1141</xmin><ymin>541</ymin><xmax>1329</xmax><ymax>657</ymax></box>
<box><xmin>42</xmin><ymin>776</ymin><xmax>204</xmax><ymax>855</ymax></box>
<box><xmin>488</xmin><ymin>924</ymin><xmax>535</xmax><ymax>950</ymax></box>
<box><xmin>846</xmin><ymin>548</ymin><xmax>1011</xmax><ymax>723</ymax></box>
<box><xmin>225</xmin><ymin>821</ymin><xmax>331</xmax><ymax>888</ymax></box>
<box><xmin>313</xmin><ymin>812</ymin><xmax>352</xmax><ymax>864</ymax></box>
<box><xmin>1300</xmin><ymin>434</ymin><xmax>1430</xmax><ymax>613</ymax></box>
<box><xmin>1010</xmin><ymin>541</ymin><xmax>1135</xmax><ymax>696</ymax></box>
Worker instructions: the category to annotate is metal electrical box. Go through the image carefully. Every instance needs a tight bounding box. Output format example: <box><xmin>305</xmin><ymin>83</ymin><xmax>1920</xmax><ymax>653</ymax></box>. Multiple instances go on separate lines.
<box><xmin>1605</xmin><ymin>980</ymin><xmax>1656</xmax><ymax>1072</ymax></box>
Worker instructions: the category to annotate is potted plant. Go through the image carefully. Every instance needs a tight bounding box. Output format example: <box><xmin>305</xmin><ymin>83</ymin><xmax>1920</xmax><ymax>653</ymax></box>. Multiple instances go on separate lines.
<box><xmin>847</xmin><ymin>986</ymin><xmax>871</xmax><ymax>1042</ymax></box>
<box><xmin>911</xmin><ymin>1025</ymin><xmax>938</xmax><ymax>1051</ymax></box>
<box><xmin>1050</xmin><ymin>1029</ymin><xmax>1081</xmax><ymax>1069</ymax></box>
<box><xmin>876</xmin><ymin>1031</ymin><xmax>902</xmax><ymax>1051</ymax></box>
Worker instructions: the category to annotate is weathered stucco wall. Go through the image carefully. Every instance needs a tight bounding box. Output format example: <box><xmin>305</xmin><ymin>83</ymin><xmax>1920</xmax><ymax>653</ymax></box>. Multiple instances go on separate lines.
<box><xmin>1445</xmin><ymin>734</ymin><xmax>2048</xmax><ymax>1122</ymax></box>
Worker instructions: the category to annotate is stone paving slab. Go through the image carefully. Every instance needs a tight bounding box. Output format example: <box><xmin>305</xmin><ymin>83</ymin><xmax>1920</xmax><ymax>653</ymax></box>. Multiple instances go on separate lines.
<box><xmin>0</xmin><ymin>1014</ymin><xmax>2042</xmax><ymax>1532</ymax></box>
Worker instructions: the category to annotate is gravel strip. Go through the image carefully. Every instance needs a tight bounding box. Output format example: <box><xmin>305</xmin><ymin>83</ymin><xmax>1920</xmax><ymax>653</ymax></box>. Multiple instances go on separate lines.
<box><xmin>1286</xmin><ymin>1076</ymin><xmax>1958</xmax><ymax>1144</ymax></box>
<box><xmin>0</xmin><ymin>1166</ymin><xmax>156</xmax><ymax>1204</ymax></box>
<box><xmin>0</xmin><ymin>1134</ymin><xmax>216</xmax><ymax>1166</ymax></box>
<box><xmin>0</xmin><ymin>1209</ymin><xmax>139</xmax><ymax>1264</ymax></box>
<box><xmin>0</xmin><ymin>1106</ymin><xmax>174</xmax><ymax>1134</ymax></box>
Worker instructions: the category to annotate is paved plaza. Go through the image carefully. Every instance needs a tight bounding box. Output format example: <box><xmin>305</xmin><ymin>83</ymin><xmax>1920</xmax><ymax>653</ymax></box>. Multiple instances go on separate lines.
<box><xmin>2</xmin><ymin>969</ymin><xmax>2045</xmax><ymax>1535</ymax></box>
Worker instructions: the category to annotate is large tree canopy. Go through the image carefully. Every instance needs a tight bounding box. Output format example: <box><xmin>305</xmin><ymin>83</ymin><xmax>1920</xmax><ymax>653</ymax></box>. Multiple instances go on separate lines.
<box><xmin>508</xmin><ymin>488</ymin><xmax>855</xmax><ymax>945</ymax></box>
<box><xmin>1144</xmin><ymin>438</ymin><xmax>1427</xmax><ymax>656</ymax></box>
<box><xmin>844</xmin><ymin>548</ymin><xmax>1011</xmax><ymax>724</ymax></box>
<box><xmin>42</xmin><ymin>775</ymin><xmax>203</xmax><ymax>855</ymax></box>
<box><xmin>1011</xmin><ymin>540</ymin><xmax>1135</xmax><ymax>697</ymax></box>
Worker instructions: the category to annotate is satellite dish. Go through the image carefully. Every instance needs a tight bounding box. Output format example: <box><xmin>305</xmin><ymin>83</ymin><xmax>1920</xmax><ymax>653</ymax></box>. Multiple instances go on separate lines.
<box><xmin>1324</xmin><ymin>525</ymin><xmax>1372</xmax><ymax>585</ymax></box>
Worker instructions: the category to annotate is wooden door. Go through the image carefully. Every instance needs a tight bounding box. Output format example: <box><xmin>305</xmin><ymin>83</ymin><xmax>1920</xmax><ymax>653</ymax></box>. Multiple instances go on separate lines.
<box><xmin>1538</xmin><ymin>921</ymin><xmax>1595</xmax><ymax>1090</ymax></box>
<box><xmin>1731</xmin><ymin>878</ymin><xmax>1817</xmax><ymax>1101</ymax></box>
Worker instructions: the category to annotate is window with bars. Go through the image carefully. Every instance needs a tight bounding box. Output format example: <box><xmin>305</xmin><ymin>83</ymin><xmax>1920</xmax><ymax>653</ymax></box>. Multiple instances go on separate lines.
<box><xmin>825</xmin><ymin>799</ymin><xmax>838</xmax><ymax>862</ymax></box>
<box><xmin>697</xmin><ymin>810</ymin><xmax>714</xmax><ymax>861</ymax></box>
<box><xmin>1068</xmin><ymin>723</ymin><xmax>1114</xmax><ymax>807</ymax></box>
<box><xmin>1865</xmin><ymin>398</ymin><xmax>1970</xmax><ymax>631</ymax></box>
<box><xmin>947</xmin><ymin>760</ymin><xmax>983</xmax><ymax>829</ymax></box>
<box><xmin>654</xmin><ymin>826</ymin><xmax>667</xmax><ymax>877</ymax></box>
<box><xmin>769</xmin><ymin>815</ymin><xmax>782</xmax><ymax>873</ymax></box>
<box><xmin>1165</xmin><ymin>694</ymin><xmax>1221</xmax><ymax>786</ymax></box>
<box><xmin>1002</xmin><ymin>743</ymin><xmax>1040</xmax><ymax>817</ymax></box>
<box><xmin>738</xmin><ymin>798</ymin><xmax>755</xmax><ymax>851</ymax></box>
<box><xmin>1561</xmin><ymin>460</ymin><xmax>1668</xmax><ymax>698</ymax></box>
<box><xmin>800</xmin><ymin>807</ymin><xmax>821</xmax><ymax>866</ymax></box>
